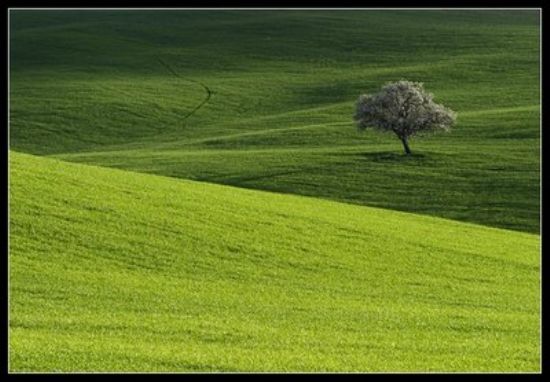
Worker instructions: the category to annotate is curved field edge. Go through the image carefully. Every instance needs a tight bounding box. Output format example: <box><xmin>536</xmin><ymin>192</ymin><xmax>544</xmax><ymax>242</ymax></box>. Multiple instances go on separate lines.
<box><xmin>9</xmin><ymin>151</ymin><xmax>540</xmax><ymax>372</ymax></box>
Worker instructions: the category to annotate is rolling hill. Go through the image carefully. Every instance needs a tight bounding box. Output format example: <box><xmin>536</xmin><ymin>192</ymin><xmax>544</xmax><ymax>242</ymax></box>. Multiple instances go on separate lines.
<box><xmin>9</xmin><ymin>152</ymin><xmax>541</xmax><ymax>371</ymax></box>
<box><xmin>8</xmin><ymin>10</ymin><xmax>541</xmax><ymax>372</ymax></box>
<box><xmin>9</xmin><ymin>10</ymin><xmax>540</xmax><ymax>232</ymax></box>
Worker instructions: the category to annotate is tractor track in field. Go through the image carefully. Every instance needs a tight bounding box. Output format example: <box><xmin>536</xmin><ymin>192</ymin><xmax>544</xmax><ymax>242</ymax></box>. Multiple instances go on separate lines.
<box><xmin>157</xmin><ymin>58</ymin><xmax>213</xmax><ymax>121</ymax></box>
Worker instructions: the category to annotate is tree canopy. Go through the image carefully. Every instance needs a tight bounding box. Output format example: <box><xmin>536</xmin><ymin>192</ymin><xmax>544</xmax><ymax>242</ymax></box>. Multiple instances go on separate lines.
<box><xmin>354</xmin><ymin>81</ymin><xmax>456</xmax><ymax>155</ymax></box>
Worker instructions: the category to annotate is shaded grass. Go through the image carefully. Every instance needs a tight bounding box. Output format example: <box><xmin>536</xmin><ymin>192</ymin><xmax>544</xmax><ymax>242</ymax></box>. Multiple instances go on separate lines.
<box><xmin>9</xmin><ymin>10</ymin><xmax>540</xmax><ymax>232</ymax></box>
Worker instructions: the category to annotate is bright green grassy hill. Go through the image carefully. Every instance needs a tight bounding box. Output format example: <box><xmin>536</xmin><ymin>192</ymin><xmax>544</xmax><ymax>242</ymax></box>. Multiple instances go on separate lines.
<box><xmin>9</xmin><ymin>10</ymin><xmax>540</xmax><ymax>232</ymax></box>
<box><xmin>9</xmin><ymin>151</ymin><xmax>540</xmax><ymax>372</ymax></box>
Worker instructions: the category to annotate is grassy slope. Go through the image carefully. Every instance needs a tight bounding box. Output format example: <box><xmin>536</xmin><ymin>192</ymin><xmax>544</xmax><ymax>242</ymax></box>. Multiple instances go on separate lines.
<box><xmin>9</xmin><ymin>10</ymin><xmax>540</xmax><ymax>232</ymax></box>
<box><xmin>9</xmin><ymin>152</ymin><xmax>540</xmax><ymax>372</ymax></box>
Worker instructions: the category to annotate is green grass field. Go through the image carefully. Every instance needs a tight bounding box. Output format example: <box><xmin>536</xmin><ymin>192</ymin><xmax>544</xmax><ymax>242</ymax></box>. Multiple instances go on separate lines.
<box><xmin>9</xmin><ymin>10</ymin><xmax>540</xmax><ymax>372</ymax></box>
<box><xmin>9</xmin><ymin>152</ymin><xmax>540</xmax><ymax>371</ymax></box>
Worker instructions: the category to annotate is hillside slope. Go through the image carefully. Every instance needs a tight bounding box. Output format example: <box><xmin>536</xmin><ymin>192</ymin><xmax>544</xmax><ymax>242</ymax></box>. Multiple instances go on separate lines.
<box><xmin>9</xmin><ymin>10</ymin><xmax>540</xmax><ymax>232</ymax></box>
<box><xmin>9</xmin><ymin>152</ymin><xmax>540</xmax><ymax>372</ymax></box>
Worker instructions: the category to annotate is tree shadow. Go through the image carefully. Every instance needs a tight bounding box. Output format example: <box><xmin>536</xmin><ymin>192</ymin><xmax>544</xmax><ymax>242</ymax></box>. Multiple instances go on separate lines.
<box><xmin>349</xmin><ymin>151</ymin><xmax>432</xmax><ymax>163</ymax></box>
<box><xmin>198</xmin><ymin>168</ymin><xmax>309</xmax><ymax>185</ymax></box>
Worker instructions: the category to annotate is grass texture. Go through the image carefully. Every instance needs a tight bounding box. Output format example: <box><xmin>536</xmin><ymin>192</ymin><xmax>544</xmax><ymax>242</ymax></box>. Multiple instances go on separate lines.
<box><xmin>9</xmin><ymin>152</ymin><xmax>540</xmax><ymax>372</ymax></box>
<box><xmin>9</xmin><ymin>10</ymin><xmax>541</xmax><ymax>372</ymax></box>
<box><xmin>10</xmin><ymin>10</ymin><xmax>540</xmax><ymax>232</ymax></box>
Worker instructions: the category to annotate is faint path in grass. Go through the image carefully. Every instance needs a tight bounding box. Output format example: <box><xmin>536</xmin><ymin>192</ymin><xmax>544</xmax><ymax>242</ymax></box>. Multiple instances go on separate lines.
<box><xmin>157</xmin><ymin>57</ymin><xmax>212</xmax><ymax>121</ymax></box>
<box><xmin>170</xmin><ymin>121</ymin><xmax>352</xmax><ymax>147</ymax></box>
<box><xmin>54</xmin><ymin>102</ymin><xmax>540</xmax><ymax>155</ymax></box>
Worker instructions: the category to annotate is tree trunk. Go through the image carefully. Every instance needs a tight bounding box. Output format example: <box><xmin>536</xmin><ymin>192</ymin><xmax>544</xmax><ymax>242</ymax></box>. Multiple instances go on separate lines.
<box><xmin>400</xmin><ymin>137</ymin><xmax>412</xmax><ymax>155</ymax></box>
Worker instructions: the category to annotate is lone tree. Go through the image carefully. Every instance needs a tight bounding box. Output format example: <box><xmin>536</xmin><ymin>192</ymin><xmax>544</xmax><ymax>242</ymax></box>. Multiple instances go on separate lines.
<box><xmin>353</xmin><ymin>81</ymin><xmax>456</xmax><ymax>155</ymax></box>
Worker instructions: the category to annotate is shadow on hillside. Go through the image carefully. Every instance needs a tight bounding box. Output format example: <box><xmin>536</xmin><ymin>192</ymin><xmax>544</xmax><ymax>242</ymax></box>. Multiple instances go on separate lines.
<box><xmin>203</xmin><ymin>168</ymin><xmax>308</xmax><ymax>184</ymax></box>
<box><xmin>338</xmin><ymin>151</ymin><xmax>432</xmax><ymax>163</ymax></box>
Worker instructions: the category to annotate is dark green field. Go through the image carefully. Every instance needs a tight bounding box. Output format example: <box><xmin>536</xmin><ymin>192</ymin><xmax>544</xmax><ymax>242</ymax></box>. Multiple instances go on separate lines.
<box><xmin>9</xmin><ymin>10</ymin><xmax>540</xmax><ymax>372</ymax></box>
<box><xmin>11</xmin><ymin>10</ymin><xmax>540</xmax><ymax>232</ymax></box>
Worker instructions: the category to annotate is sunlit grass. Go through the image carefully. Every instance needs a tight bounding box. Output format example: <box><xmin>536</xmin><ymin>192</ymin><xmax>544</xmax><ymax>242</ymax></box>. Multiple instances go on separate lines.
<box><xmin>9</xmin><ymin>152</ymin><xmax>541</xmax><ymax>372</ymax></box>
